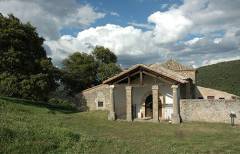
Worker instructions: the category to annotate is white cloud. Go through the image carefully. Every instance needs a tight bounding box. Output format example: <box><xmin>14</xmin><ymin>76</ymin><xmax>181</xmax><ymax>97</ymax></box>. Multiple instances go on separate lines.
<box><xmin>202</xmin><ymin>56</ymin><xmax>240</xmax><ymax>66</ymax></box>
<box><xmin>213</xmin><ymin>38</ymin><xmax>222</xmax><ymax>44</ymax></box>
<box><xmin>110</xmin><ymin>12</ymin><xmax>120</xmax><ymax>17</ymax></box>
<box><xmin>1</xmin><ymin>0</ymin><xmax>240</xmax><ymax>67</ymax></box>
<box><xmin>0</xmin><ymin>0</ymin><xmax>105</xmax><ymax>39</ymax></box>
<box><xmin>46</xmin><ymin>24</ymin><xmax>167</xmax><ymax>65</ymax></box>
<box><xmin>128</xmin><ymin>22</ymin><xmax>154</xmax><ymax>30</ymax></box>
<box><xmin>148</xmin><ymin>10</ymin><xmax>193</xmax><ymax>43</ymax></box>
<box><xmin>46</xmin><ymin>0</ymin><xmax>240</xmax><ymax>67</ymax></box>
<box><xmin>180</xmin><ymin>0</ymin><xmax>240</xmax><ymax>34</ymax></box>
<box><xmin>161</xmin><ymin>4</ymin><xmax>169</xmax><ymax>10</ymax></box>
<box><xmin>46</xmin><ymin>8</ymin><xmax>194</xmax><ymax>66</ymax></box>
<box><xmin>185</xmin><ymin>37</ymin><xmax>203</xmax><ymax>45</ymax></box>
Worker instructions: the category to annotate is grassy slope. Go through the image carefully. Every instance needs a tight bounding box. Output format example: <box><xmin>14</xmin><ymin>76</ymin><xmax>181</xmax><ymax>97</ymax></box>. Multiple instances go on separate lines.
<box><xmin>197</xmin><ymin>60</ymin><xmax>240</xmax><ymax>96</ymax></box>
<box><xmin>1</xmin><ymin>97</ymin><xmax>240</xmax><ymax>153</ymax></box>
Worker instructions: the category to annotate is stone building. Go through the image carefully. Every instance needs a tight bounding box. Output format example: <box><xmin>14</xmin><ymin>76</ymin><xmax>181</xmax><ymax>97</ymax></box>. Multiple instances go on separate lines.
<box><xmin>78</xmin><ymin>59</ymin><xmax>239</xmax><ymax>124</ymax></box>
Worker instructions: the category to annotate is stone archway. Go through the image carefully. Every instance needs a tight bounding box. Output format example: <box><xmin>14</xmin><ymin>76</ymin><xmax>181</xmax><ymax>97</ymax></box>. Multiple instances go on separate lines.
<box><xmin>140</xmin><ymin>90</ymin><xmax>163</xmax><ymax>120</ymax></box>
<box><xmin>145</xmin><ymin>94</ymin><xmax>153</xmax><ymax>118</ymax></box>
<box><xmin>139</xmin><ymin>91</ymin><xmax>152</xmax><ymax>119</ymax></box>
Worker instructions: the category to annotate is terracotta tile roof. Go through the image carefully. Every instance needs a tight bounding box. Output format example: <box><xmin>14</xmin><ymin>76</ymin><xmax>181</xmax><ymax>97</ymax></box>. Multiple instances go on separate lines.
<box><xmin>103</xmin><ymin>63</ymin><xmax>188</xmax><ymax>84</ymax></box>
<box><xmin>160</xmin><ymin>59</ymin><xmax>195</xmax><ymax>71</ymax></box>
<box><xmin>148</xmin><ymin>63</ymin><xmax>188</xmax><ymax>81</ymax></box>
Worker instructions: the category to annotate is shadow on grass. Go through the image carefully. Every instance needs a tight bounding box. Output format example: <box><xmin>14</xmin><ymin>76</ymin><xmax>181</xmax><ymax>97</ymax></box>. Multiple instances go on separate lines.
<box><xmin>0</xmin><ymin>96</ymin><xmax>79</xmax><ymax>114</ymax></box>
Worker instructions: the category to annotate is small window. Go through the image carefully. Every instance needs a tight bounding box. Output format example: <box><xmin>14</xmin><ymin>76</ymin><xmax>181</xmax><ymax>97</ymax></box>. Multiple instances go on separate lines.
<box><xmin>198</xmin><ymin>97</ymin><xmax>204</xmax><ymax>99</ymax></box>
<box><xmin>219</xmin><ymin>97</ymin><xmax>225</xmax><ymax>100</ymax></box>
<box><xmin>231</xmin><ymin>96</ymin><xmax>236</xmax><ymax>100</ymax></box>
<box><xmin>207</xmin><ymin>96</ymin><xmax>215</xmax><ymax>99</ymax></box>
<box><xmin>98</xmin><ymin>101</ymin><xmax>103</xmax><ymax>107</ymax></box>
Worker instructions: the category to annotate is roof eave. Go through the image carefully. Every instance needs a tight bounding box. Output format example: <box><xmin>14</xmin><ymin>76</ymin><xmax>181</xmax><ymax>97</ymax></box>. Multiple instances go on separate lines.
<box><xmin>103</xmin><ymin>64</ymin><xmax>188</xmax><ymax>84</ymax></box>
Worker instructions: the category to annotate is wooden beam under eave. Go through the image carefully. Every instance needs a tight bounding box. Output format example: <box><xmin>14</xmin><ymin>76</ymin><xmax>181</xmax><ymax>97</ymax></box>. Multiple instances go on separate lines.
<box><xmin>114</xmin><ymin>71</ymin><xmax>140</xmax><ymax>84</ymax></box>
<box><xmin>142</xmin><ymin>71</ymin><xmax>174</xmax><ymax>85</ymax></box>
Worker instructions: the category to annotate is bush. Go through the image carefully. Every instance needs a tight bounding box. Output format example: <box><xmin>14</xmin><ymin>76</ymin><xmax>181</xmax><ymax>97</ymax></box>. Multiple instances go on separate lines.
<box><xmin>48</xmin><ymin>98</ymin><xmax>76</xmax><ymax>110</ymax></box>
<box><xmin>0</xmin><ymin>73</ymin><xmax>20</xmax><ymax>97</ymax></box>
<box><xmin>0</xmin><ymin>72</ymin><xmax>55</xmax><ymax>101</ymax></box>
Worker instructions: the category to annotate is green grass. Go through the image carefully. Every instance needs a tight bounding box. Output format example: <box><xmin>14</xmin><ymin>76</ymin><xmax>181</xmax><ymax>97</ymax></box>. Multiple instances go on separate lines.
<box><xmin>1</xmin><ymin>97</ymin><xmax>240</xmax><ymax>153</ymax></box>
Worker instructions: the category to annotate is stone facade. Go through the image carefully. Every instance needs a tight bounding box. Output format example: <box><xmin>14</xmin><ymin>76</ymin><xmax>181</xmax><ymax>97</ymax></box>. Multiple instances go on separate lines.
<box><xmin>79</xmin><ymin>84</ymin><xmax>110</xmax><ymax>111</ymax></box>
<box><xmin>78</xmin><ymin>60</ymin><xmax>239</xmax><ymax>124</ymax></box>
<box><xmin>180</xmin><ymin>99</ymin><xmax>240</xmax><ymax>124</ymax></box>
<box><xmin>126</xmin><ymin>86</ymin><xmax>132</xmax><ymax>121</ymax></box>
<box><xmin>152</xmin><ymin>85</ymin><xmax>159</xmax><ymax>122</ymax></box>
<box><xmin>171</xmin><ymin>85</ymin><xmax>180</xmax><ymax>124</ymax></box>
<box><xmin>114</xmin><ymin>85</ymin><xmax>127</xmax><ymax>119</ymax></box>
<box><xmin>108</xmin><ymin>85</ymin><xmax>115</xmax><ymax>120</ymax></box>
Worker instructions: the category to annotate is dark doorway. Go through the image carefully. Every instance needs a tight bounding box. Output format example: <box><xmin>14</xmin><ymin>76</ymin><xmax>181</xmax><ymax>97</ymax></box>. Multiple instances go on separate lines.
<box><xmin>145</xmin><ymin>95</ymin><xmax>153</xmax><ymax>118</ymax></box>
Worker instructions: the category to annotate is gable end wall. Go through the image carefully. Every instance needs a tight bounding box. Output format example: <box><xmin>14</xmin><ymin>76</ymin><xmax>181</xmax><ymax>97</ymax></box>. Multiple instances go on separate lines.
<box><xmin>79</xmin><ymin>84</ymin><xmax>110</xmax><ymax>111</ymax></box>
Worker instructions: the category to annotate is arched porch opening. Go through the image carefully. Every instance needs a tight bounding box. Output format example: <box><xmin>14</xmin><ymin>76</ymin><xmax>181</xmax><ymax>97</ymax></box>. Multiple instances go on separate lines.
<box><xmin>139</xmin><ymin>90</ymin><xmax>163</xmax><ymax>120</ymax></box>
<box><xmin>145</xmin><ymin>94</ymin><xmax>153</xmax><ymax>118</ymax></box>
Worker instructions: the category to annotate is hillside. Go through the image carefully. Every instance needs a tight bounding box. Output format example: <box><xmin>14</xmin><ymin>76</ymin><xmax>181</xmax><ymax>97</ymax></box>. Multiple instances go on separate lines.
<box><xmin>197</xmin><ymin>60</ymin><xmax>240</xmax><ymax>96</ymax></box>
<box><xmin>1</xmin><ymin>97</ymin><xmax>240</xmax><ymax>153</ymax></box>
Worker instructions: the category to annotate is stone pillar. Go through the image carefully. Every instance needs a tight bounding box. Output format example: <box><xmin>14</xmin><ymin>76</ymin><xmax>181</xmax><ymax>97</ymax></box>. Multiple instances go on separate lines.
<box><xmin>186</xmin><ymin>82</ymin><xmax>191</xmax><ymax>99</ymax></box>
<box><xmin>160</xmin><ymin>96</ymin><xmax>165</xmax><ymax>120</ymax></box>
<box><xmin>171</xmin><ymin>85</ymin><xmax>180</xmax><ymax>124</ymax></box>
<box><xmin>108</xmin><ymin>85</ymin><xmax>115</xmax><ymax>120</ymax></box>
<box><xmin>126</xmin><ymin>86</ymin><xmax>132</xmax><ymax>121</ymax></box>
<box><xmin>152</xmin><ymin>85</ymin><xmax>159</xmax><ymax>122</ymax></box>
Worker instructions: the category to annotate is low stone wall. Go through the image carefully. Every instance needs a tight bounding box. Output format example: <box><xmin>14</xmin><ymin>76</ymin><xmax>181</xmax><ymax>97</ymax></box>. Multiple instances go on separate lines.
<box><xmin>180</xmin><ymin>99</ymin><xmax>240</xmax><ymax>124</ymax></box>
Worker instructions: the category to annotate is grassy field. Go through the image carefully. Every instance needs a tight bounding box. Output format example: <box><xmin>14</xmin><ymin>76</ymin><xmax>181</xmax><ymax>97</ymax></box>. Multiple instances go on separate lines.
<box><xmin>1</xmin><ymin>97</ymin><xmax>240</xmax><ymax>154</ymax></box>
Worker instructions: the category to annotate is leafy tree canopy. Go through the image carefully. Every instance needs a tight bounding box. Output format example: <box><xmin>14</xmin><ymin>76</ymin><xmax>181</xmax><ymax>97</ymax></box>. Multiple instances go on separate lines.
<box><xmin>0</xmin><ymin>14</ymin><xmax>58</xmax><ymax>100</ymax></box>
<box><xmin>62</xmin><ymin>46</ymin><xmax>122</xmax><ymax>94</ymax></box>
<box><xmin>62</xmin><ymin>52</ymin><xmax>97</xmax><ymax>94</ymax></box>
<box><xmin>97</xmin><ymin>63</ymin><xmax>122</xmax><ymax>82</ymax></box>
<box><xmin>92</xmin><ymin>46</ymin><xmax>117</xmax><ymax>64</ymax></box>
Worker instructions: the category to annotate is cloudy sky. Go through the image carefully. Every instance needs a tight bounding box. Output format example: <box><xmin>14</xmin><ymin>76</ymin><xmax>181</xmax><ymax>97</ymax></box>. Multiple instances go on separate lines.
<box><xmin>1</xmin><ymin>0</ymin><xmax>240</xmax><ymax>68</ymax></box>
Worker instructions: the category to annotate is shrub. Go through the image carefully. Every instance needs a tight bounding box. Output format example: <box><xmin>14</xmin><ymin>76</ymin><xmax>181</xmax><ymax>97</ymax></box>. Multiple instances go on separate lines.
<box><xmin>0</xmin><ymin>73</ymin><xmax>19</xmax><ymax>97</ymax></box>
<box><xmin>48</xmin><ymin>98</ymin><xmax>76</xmax><ymax>110</ymax></box>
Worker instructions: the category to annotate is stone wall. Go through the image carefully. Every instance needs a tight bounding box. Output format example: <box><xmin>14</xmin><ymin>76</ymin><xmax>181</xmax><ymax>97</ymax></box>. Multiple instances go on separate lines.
<box><xmin>78</xmin><ymin>84</ymin><xmax>127</xmax><ymax>119</ymax></box>
<box><xmin>180</xmin><ymin>99</ymin><xmax>240</xmax><ymax>124</ymax></box>
<box><xmin>78</xmin><ymin>84</ymin><xmax>110</xmax><ymax>111</ymax></box>
<box><xmin>113</xmin><ymin>85</ymin><xmax>126</xmax><ymax>119</ymax></box>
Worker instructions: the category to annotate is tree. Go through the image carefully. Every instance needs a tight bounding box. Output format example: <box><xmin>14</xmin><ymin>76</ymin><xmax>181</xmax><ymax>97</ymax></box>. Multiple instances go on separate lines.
<box><xmin>92</xmin><ymin>46</ymin><xmax>121</xmax><ymax>83</ymax></box>
<box><xmin>92</xmin><ymin>46</ymin><xmax>117</xmax><ymax>64</ymax></box>
<box><xmin>97</xmin><ymin>63</ymin><xmax>122</xmax><ymax>82</ymax></box>
<box><xmin>61</xmin><ymin>46</ymin><xmax>122</xmax><ymax>94</ymax></box>
<box><xmin>62</xmin><ymin>52</ymin><xmax>97</xmax><ymax>94</ymax></box>
<box><xmin>0</xmin><ymin>14</ymin><xmax>58</xmax><ymax>100</ymax></box>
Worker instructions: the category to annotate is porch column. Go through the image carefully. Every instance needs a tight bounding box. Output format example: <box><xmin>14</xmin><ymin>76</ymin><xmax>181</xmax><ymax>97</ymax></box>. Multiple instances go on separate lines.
<box><xmin>186</xmin><ymin>82</ymin><xmax>191</xmax><ymax>99</ymax></box>
<box><xmin>108</xmin><ymin>85</ymin><xmax>116</xmax><ymax>120</ymax></box>
<box><xmin>171</xmin><ymin>85</ymin><xmax>180</xmax><ymax>124</ymax></box>
<box><xmin>152</xmin><ymin>85</ymin><xmax>159</xmax><ymax>122</ymax></box>
<box><xmin>126</xmin><ymin>86</ymin><xmax>132</xmax><ymax>121</ymax></box>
